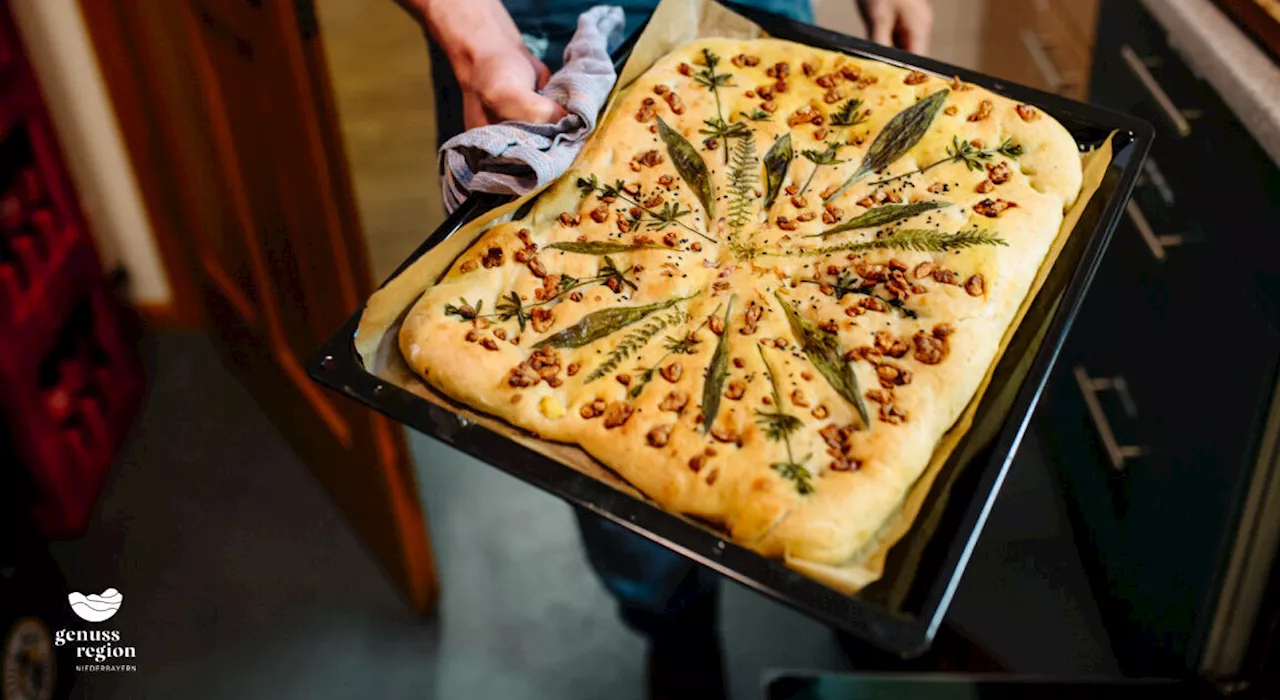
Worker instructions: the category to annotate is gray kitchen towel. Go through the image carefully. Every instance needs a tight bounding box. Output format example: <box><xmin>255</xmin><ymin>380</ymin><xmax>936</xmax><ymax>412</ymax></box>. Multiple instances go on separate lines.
<box><xmin>439</xmin><ymin>6</ymin><xmax>625</xmax><ymax>213</ymax></box>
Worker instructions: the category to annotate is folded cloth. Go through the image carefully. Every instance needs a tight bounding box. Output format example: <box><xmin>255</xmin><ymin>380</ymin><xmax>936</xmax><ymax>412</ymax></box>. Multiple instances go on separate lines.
<box><xmin>439</xmin><ymin>6</ymin><xmax>625</xmax><ymax>213</ymax></box>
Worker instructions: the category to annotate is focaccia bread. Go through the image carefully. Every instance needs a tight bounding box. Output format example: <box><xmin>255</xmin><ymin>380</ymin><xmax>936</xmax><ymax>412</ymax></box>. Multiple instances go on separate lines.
<box><xmin>400</xmin><ymin>38</ymin><xmax>1083</xmax><ymax>572</ymax></box>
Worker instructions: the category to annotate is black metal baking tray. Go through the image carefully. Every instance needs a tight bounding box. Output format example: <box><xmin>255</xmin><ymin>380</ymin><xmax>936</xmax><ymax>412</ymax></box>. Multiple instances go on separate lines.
<box><xmin>310</xmin><ymin>4</ymin><xmax>1153</xmax><ymax>657</ymax></box>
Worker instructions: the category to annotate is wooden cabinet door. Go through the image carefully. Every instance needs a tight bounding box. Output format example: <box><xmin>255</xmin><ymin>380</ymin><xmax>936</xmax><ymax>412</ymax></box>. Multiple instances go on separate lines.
<box><xmin>81</xmin><ymin>0</ymin><xmax>438</xmax><ymax>612</ymax></box>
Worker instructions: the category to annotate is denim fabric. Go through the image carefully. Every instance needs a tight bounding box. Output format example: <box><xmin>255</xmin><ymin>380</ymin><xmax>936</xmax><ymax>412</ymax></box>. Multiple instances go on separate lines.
<box><xmin>511</xmin><ymin>0</ymin><xmax>814</xmax><ymax>70</ymax></box>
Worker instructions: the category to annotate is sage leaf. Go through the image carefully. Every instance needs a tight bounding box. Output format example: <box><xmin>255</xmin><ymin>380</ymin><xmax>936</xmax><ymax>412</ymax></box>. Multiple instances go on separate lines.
<box><xmin>546</xmin><ymin>241</ymin><xmax>664</xmax><ymax>255</ymax></box>
<box><xmin>700</xmin><ymin>297</ymin><xmax>734</xmax><ymax>434</ymax></box>
<box><xmin>825</xmin><ymin>89</ymin><xmax>950</xmax><ymax>203</ymax></box>
<box><xmin>532</xmin><ymin>295</ymin><xmax>692</xmax><ymax>349</ymax></box>
<box><xmin>773</xmin><ymin>290</ymin><xmax>869</xmax><ymax>429</ymax></box>
<box><xmin>657</xmin><ymin>117</ymin><xmax>715</xmax><ymax>222</ymax></box>
<box><xmin>809</xmin><ymin>201</ymin><xmax>951</xmax><ymax>239</ymax></box>
<box><xmin>762</xmin><ymin>133</ymin><xmax>792</xmax><ymax>211</ymax></box>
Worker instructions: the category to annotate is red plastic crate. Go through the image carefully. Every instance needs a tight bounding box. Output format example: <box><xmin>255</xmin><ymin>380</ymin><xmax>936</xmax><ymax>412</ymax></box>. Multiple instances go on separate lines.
<box><xmin>0</xmin><ymin>282</ymin><xmax>144</xmax><ymax>536</ymax></box>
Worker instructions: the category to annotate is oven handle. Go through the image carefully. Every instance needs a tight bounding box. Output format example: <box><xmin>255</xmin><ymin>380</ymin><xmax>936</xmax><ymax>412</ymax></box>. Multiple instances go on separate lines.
<box><xmin>1126</xmin><ymin>200</ymin><xmax>1183</xmax><ymax>262</ymax></box>
<box><xmin>1121</xmin><ymin>44</ymin><xmax>1192</xmax><ymax>136</ymax></box>
<box><xmin>1074</xmin><ymin>365</ymin><xmax>1145</xmax><ymax>471</ymax></box>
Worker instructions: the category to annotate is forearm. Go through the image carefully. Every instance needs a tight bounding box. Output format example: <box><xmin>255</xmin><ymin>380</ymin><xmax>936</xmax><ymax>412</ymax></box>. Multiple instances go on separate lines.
<box><xmin>398</xmin><ymin>0</ymin><xmax>523</xmax><ymax>71</ymax></box>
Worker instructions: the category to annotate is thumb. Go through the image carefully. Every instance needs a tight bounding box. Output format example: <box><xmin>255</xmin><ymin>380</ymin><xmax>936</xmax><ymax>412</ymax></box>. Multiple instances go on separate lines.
<box><xmin>489</xmin><ymin>90</ymin><xmax>568</xmax><ymax>125</ymax></box>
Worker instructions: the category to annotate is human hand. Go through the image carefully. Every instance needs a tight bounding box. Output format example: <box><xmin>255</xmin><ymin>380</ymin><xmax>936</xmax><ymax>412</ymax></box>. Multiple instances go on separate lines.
<box><xmin>401</xmin><ymin>0</ymin><xmax>567</xmax><ymax>129</ymax></box>
<box><xmin>857</xmin><ymin>0</ymin><xmax>934</xmax><ymax>55</ymax></box>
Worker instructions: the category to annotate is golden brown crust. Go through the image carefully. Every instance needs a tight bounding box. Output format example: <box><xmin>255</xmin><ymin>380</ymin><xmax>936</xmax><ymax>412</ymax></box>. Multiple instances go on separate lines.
<box><xmin>399</xmin><ymin>38</ymin><xmax>1082</xmax><ymax>570</ymax></box>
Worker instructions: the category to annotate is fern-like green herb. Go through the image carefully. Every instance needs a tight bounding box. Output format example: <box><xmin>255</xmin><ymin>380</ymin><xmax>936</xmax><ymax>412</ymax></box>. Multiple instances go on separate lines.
<box><xmin>755</xmin><ymin>345</ymin><xmax>813</xmax><ymax>495</ymax></box>
<box><xmin>726</xmin><ymin>131</ymin><xmax>759</xmax><ymax>241</ymax></box>
<box><xmin>797</xmin><ymin>140</ymin><xmax>849</xmax><ymax>195</ymax></box>
<box><xmin>627</xmin><ymin>305</ymin><xmax>719</xmax><ymax>399</ymax></box>
<box><xmin>780</xmin><ymin>227</ymin><xmax>1007</xmax><ymax>257</ymax></box>
<box><xmin>586</xmin><ymin>309</ymin><xmax>688</xmax><ymax>383</ymax></box>
<box><xmin>829</xmin><ymin>98</ymin><xmax>868</xmax><ymax>127</ymax></box>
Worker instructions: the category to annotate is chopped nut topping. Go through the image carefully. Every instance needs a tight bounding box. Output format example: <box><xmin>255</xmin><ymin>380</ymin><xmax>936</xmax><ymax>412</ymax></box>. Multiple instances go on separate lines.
<box><xmin>741</xmin><ymin>301</ymin><xmax>763</xmax><ymax>335</ymax></box>
<box><xmin>819</xmin><ymin>185</ymin><xmax>839</xmax><ymax>199</ymax></box>
<box><xmin>658</xmin><ymin>174</ymin><xmax>675</xmax><ymax>190</ymax></box>
<box><xmin>602</xmin><ymin>401</ymin><xmax>635</xmax><ymax>428</ymax></box>
<box><xmin>494</xmin><ymin>328</ymin><xmax>508</xmax><ymax>341</ymax></box>
<box><xmin>855</xmin><ymin>260</ymin><xmax>889</xmax><ymax>282</ymax></box>
<box><xmin>663</xmin><ymin>91</ymin><xmax>684</xmax><ymax>115</ymax></box>
<box><xmin>653</xmin><ymin>84</ymin><xmax>669</xmax><ymax>95</ymax></box>
<box><xmin>760</xmin><ymin>101</ymin><xmax>777</xmax><ymax>113</ymax></box>
<box><xmin>527</xmin><ymin>255</ymin><xmax>547</xmax><ymax>278</ymax></box>
<box><xmin>790</xmin><ymin>194</ymin><xmax>808</xmax><ymax>208</ymax></box>
<box><xmin>1015</xmin><ymin>104</ymin><xmax>1039</xmax><ymax>121</ymax></box>
<box><xmin>965</xmin><ymin>274</ymin><xmax>986</xmax><ymax>296</ymax></box>
<box><xmin>776</xmin><ymin>216</ymin><xmax>797</xmax><ymax>231</ymax></box>
<box><xmin>796</xmin><ymin>211</ymin><xmax>817</xmax><ymax>222</ymax></box>
<box><xmin>790</xmin><ymin>390</ymin><xmax>810</xmax><ymax>408</ymax></box>
<box><xmin>678</xmin><ymin>62</ymin><xmax>694</xmax><ymax>76</ymax></box>
<box><xmin>879</xmin><ymin>403</ymin><xmax>907</xmax><ymax>424</ymax></box>
<box><xmin>635</xmin><ymin>104</ymin><xmax>655</xmax><ymax>122</ymax></box>
<box><xmin>819</xmin><ymin>319</ymin><xmax>839</xmax><ymax>333</ymax></box>
<box><xmin>590</xmin><ymin>202</ymin><xmax>610</xmax><ymax>223</ymax></box>
<box><xmin>460</xmin><ymin>259</ymin><xmax>478</xmax><ymax>273</ymax></box>
<box><xmin>932</xmin><ymin>268</ymin><xmax>960</xmax><ymax>285</ymax></box>
<box><xmin>821</xmin><ymin>205</ymin><xmax>843</xmax><ymax>224</ymax></box>
<box><xmin>811</xmin><ymin>405</ymin><xmax>829</xmax><ymax>419</ymax></box>
<box><xmin>709</xmin><ymin>313</ymin><xmax>725</xmax><ymax>336</ymax></box>
<box><xmin>690</xmin><ymin>241</ymin><xmax>703</xmax><ymax>252</ymax></box>
<box><xmin>725</xmin><ymin>379</ymin><xmax>747</xmax><ymax>400</ymax></box>
<box><xmin>904</xmin><ymin>70</ymin><xmax>929</xmax><ymax>85</ymax></box>
<box><xmin>975</xmin><ymin>179</ymin><xmax>995</xmax><ymax>194</ymax></box>
<box><xmin>950</xmin><ymin>75</ymin><xmax>972</xmax><ymax>91</ymax></box>
<box><xmin>559</xmin><ymin>212</ymin><xmax>582</xmax><ymax>227</ymax></box>
<box><xmin>823</xmin><ymin>87</ymin><xmax>845</xmax><ymax>104</ymax></box>
<box><xmin>968</xmin><ymin>99</ymin><xmax>993</xmax><ymax>122</ymax></box>
<box><xmin>660</xmin><ymin>390</ymin><xmax>689</xmax><ymax>413</ymax></box>
<box><xmin>933</xmin><ymin>323</ymin><xmax>954</xmax><ymax>338</ymax></box>
<box><xmin>986</xmin><ymin>161</ymin><xmax>1012</xmax><ymax>185</ymax></box>
<box><xmin>646</xmin><ymin>424</ymin><xmax>673</xmax><ymax>447</ymax></box>
<box><xmin>973</xmin><ymin>198</ymin><xmax>1016</xmax><ymax>218</ymax></box>
<box><xmin>860</xmin><ymin>297</ymin><xmax>888</xmax><ymax>313</ymax></box>
<box><xmin>688</xmin><ymin>454</ymin><xmax>707</xmax><ymax>472</ymax></box>
<box><xmin>479</xmin><ymin>337</ymin><xmax>498</xmax><ymax>351</ymax></box>
<box><xmin>660</xmin><ymin>362</ymin><xmax>683</xmax><ymax>383</ymax></box>
<box><xmin>704</xmin><ymin>137</ymin><xmax>720</xmax><ymax>152</ymax></box>
<box><xmin>943</xmin><ymin>105</ymin><xmax>958</xmax><ymax>116</ymax></box>
<box><xmin>482</xmin><ymin>246</ymin><xmax>504</xmax><ymax>268</ymax></box>
<box><xmin>912</xmin><ymin>331</ymin><xmax>948</xmax><ymax>364</ymax></box>
<box><xmin>813</xmin><ymin>127</ymin><xmax>828</xmax><ymax>140</ymax></box>
<box><xmin>865</xmin><ymin>388</ymin><xmax>891</xmax><ymax>404</ymax></box>
<box><xmin>913</xmin><ymin>262</ymin><xmax>934</xmax><ymax>279</ymax></box>
<box><xmin>710</xmin><ymin>425</ymin><xmax>740</xmax><ymax>445</ymax></box>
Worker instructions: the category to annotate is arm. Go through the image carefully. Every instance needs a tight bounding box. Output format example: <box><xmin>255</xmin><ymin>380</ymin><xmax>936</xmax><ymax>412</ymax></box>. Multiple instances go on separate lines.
<box><xmin>397</xmin><ymin>0</ymin><xmax>567</xmax><ymax>129</ymax></box>
<box><xmin>857</xmin><ymin>0</ymin><xmax>934</xmax><ymax>54</ymax></box>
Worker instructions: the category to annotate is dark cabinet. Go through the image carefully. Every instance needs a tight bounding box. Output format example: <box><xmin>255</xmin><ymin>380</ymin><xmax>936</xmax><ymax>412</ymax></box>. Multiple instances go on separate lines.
<box><xmin>1038</xmin><ymin>0</ymin><xmax>1280</xmax><ymax>680</ymax></box>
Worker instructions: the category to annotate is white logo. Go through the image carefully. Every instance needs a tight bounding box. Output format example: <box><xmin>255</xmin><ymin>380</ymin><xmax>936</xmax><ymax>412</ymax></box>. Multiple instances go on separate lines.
<box><xmin>67</xmin><ymin>589</ymin><xmax>122</xmax><ymax>623</ymax></box>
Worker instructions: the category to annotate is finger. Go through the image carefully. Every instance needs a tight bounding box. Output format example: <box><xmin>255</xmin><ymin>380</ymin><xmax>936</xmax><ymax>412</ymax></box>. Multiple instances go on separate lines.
<box><xmin>865</xmin><ymin>2</ymin><xmax>895</xmax><ymax>47</ymax></box>
<box><xmin>493</xmin><ymin>90</ymin><xmax>568</xmax><ymax>124</ymax></box>
<box><xmin>898</xmin><ymin>0</ymin><xmax>933</xmax><ymax>53</ymax></box>
<box><xmin>531</xmin><ymin>56</ymin><xmax>553</xmax><ymax>89</ymax></box>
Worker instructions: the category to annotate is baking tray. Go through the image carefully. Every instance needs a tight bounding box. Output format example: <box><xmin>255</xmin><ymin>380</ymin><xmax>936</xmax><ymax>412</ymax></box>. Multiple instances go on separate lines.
<box><xmin>309</xmin><ymin>5</ymin><xmax>1153</xmax><ymax>656</ymax></box>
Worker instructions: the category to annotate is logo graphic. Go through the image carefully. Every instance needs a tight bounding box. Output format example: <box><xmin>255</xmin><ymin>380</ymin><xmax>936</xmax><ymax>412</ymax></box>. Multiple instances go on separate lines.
<box><xmin>67</xmin><ymin>589</ymin><xmax>122</xmax><ymax>623</ymax></box>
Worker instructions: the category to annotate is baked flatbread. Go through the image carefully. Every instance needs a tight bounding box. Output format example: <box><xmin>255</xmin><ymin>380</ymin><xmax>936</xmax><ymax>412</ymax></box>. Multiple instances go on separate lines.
<box><xmin>400</xmin><ymin>38</ymin><xmax>1083</xmax><ymax>571</ymax></box>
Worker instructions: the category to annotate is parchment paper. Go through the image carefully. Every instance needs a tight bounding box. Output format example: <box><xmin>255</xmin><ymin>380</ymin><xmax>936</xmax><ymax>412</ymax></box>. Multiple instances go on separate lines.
<box><xmin>356</xmin><ymin>0</ymin><xmax>1115</xmax><ymax>595</ymax></box>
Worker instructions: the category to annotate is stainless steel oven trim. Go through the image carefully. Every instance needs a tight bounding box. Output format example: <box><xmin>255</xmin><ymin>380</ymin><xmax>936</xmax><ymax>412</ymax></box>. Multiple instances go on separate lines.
<box><xmin>1201</xmin><ymin>360</ymin><xmax>1280</xmax><ymax>678</ymax></box>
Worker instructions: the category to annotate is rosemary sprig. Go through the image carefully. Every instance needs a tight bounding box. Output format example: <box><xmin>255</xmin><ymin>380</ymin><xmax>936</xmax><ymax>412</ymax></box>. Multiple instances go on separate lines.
<box><xmin>800</xmin><ymin>273</ymin><xmax>917</xmax><ymax>319</ymax></box>
<box><xmin>756</xmin><ymin>345</ymin><xmax>813</xmax><ymax>495</ymax></box>
<box><xmin>576</xmin><ymin>174</ymin><xmax>714</xmax><ymax>243</ymax></box>
<box><xmin>726</xmin><ymin>131</ymin><xmax>759</xmax><ymax>241</ymax></box>
<box><xmin>625</xmin><ymin>305</ymin><xmax>718</xmax><ymax>399</ymax></box>
<box><xmin>778</xmin><ymin>227</ymin><xmax>1008</xmax><ymax>257</ymax></box>
<box><xmin>829</xmin><ymin>98</ymin><xmax>868</xmax><ymax>127</ymax></box>
<box><xmin>797</xmin><ymin>140</ymin><xmax>849</xmax><ymax>195</ymax></box>
<box><xmin>586</xmin><ymin>309</ymin><xmax>688</xmax><ymax>383</ymax></box>
<box><xmin>443</xmin><ymin>258</ymin><xmax>636</xmax><ymax>330</ymax></box>
<box><xmin>870</xmin><ymin>136</ymin><xmax>1023</xmax><ymax>186</ymax></box>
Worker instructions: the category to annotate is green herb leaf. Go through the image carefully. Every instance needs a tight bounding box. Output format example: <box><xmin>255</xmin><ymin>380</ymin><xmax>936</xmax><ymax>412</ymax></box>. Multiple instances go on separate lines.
<box><xmin>825</xmin><ymin>89</ymin><xmax>950</xmax><ymax>203</ymax></box>
<box><xmin>586</xmin><ymin>309</ymin><xmax>687</xmax><ymax>382</ymax></box>
<box><xmin>773</xmin><ymin>290</ymin><xmax>869</xmax><ymax>429</ymax></box>
<box><xmin>532</xmin><ymin>295</ymin><xmax>693</xmax><ymax>349</ymax></box>
<box><xmin>829</xmin><ymin>98</ymin><xmax>867</xmax><ymax>127</ymax></box>
<box><xmin>740</xmin><ymin>108</ymin><xmax>772</xmax><ymax>122</ymax></box>
<box><xmin>762</xmin><ymin>133</ymin><xmax>792</xmax><ymax>211</ymax></box>
<box><xmin>496</xmin><ymin>291</ymin><xmax>528</xmax><ymax>332</ymax></box>
<box><xmin>809</xmin><ymin>201</ymin><xmax>951</xmax><ymax>239</ymax></box>
<box><xmin>700</xmin><ymin>297</ymin><xmax>734</xmax><ymax>434</ymax></box>
<box><xmin>771</xmin><ymin>460</ymin><xmax>815</xmax><ymax>495</ymax></box>
<box><xmin>657</xmin><ymin>117</ymin><xmax>716</xmax><ymax>222</ymax></box>
<box><xmin>546</xmin><ymin>241</ymin><xmax>664</xmax><ymax>255</ymax></box>
<box><xmin>786</xmin><ymin>227</ymin><xmax>1007</xmax><ymax>257</ymax></box>
<box><xmin>726</xmin><ymin>131</ymin><xmax>759</xmax><ymax>239</ymax></box>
